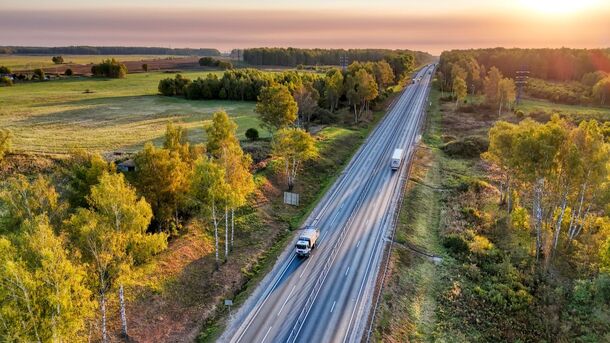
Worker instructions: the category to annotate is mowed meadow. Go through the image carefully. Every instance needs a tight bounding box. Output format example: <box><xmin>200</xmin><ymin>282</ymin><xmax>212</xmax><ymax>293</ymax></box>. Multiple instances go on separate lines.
<box><xmin>0</xmin><ymin>54</ymin><xmax>177</xmax><ymax>70</ymax></box>
<box><xmin>0</xmin><ymin>70</ymin><xmax>268</xmax><ymax>153</ymax></box>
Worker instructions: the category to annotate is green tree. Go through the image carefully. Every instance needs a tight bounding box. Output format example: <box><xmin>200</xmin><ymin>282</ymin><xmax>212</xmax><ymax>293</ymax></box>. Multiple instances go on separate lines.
<box><xmin>52</xmin><ymin>56</ymin><xmax>64</xmax><ymax>64</ymax></box>
<box><xmin>0</xmin><ymin>66</ymin><xmax>11</xmax><ymax>74</ymax></box>
<box><xmin>0</xmin><ymin>128</ymin><xmax>11</xmax><ymax>162</ymax></box>
<box><xmin>190</xmin><ymin>157</ymin><xmax>229</xmax><ymax>267</ymax></box>
<box><xmin>293</xmin><ymin>83</ymin><xmax>320</xmax><ymax>128</ymax></box>
<box><xmin>498</xmin><ymin>78</ymin><xmax>517</xmax><ymax>115</ymax></box>
<box><xmin>91</xmin><ymin>59</ymin><xmax>128</xmax><ymax>78</ymax></box>
<box><xmin>483</xmin><ymin>121</ymin><xmax>518</xmax><ymax>211</ymax></box>
<box><xmin>453</xmin><ymin>75</ymin><xmax>467</xmax><ymax>108</ymax></box>
<box><xmin>271</xmin><ymin>128</ymin><xmax>319</xmax><ymax>190</ymax></box>
<box><xmin>205</xmin><ymin>111</ymin><xmax>255</xmax><ymax>255</ymax></box>
<box><xmin>324</xmin><ymin>69</ymin><xmax>344</xmax><ymax>112</ymax></box>
<box><xmin>65</xmin><ymin>150</ymin><xmax>115</xmax><ymax>208</ymax></box>
<box><xmin>142</xmin><ymin>63</ymin><xmax>148</xmax><ymax>72</ymax></box>
<box><xmin>67</xmin><ymin>172</ymin><xmax>166</xmax><ymax>342</ymax></box>
<box><xmin>163</xmin><ymin>122</ymin><xmax>196</xmax><ymax>163</ymax></box>
<box><xmin>133</xmin><ymin>142</ymin><xmax>191</xmax><ymax>234</ymax></box>
<box><xmin>483</xmin><ymin>66</ymin><xmax>503</xmax><ymax>107</ymax></box>
<box><xmin>384</xmin><ymin>53</ymin><xmax>414</xmax><ymax>80</ymax></box>
<box><xmin>255</xmin><ymin>84</ymin><xmax>298</xmax><ymax>131</ymax></box>
<box><xmin>0</xmin><ymin>216</ymin><xmax>95</xmax><ymax>342</ymax></box>
<box><xmin>0</xmin><ymin>175</ymin><xmax>65</xmax><ymax>231</ymax></box>
<box><xmin>345</xmin><ymin>69</ymin><xmax>378</xmax><ymax>123</ymax></box>
<box><xmin>592</xmin><ymin>77</ymin><xmax>610</xmax><ymax>105</ymax></box>
<box><xmin>64</xmin><ymin>68</ymin><xmax>73</xmax><ymax>76</ymax></box>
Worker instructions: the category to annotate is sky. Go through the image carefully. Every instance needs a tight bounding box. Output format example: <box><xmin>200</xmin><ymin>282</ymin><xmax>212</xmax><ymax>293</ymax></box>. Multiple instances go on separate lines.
<box><xmin>2</xmin><ymin>0</ymin><xmax>610</xmax><ymax>55</ymax></box>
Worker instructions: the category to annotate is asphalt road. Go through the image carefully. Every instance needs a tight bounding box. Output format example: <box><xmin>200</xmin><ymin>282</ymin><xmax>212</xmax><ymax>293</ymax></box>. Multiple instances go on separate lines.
<box><xmin>221</xmin><ymin>64</ymin><xmax>435</xmax><ymax>343</ymax></box>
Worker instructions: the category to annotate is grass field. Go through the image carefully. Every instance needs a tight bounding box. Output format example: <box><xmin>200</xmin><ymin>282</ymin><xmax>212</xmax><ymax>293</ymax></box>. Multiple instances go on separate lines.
<box><xmin>0</xmin><ymin>54</ymin><xmax>180</xmax><ymax>70</ymax></box>
<box><xmin>0</xmin><ymin>71</ymin><xmax>268</xmax><ymax>153</ymax></box>
<box><xmin>517</xmin><ymin>97</ymin><xmax>610</xmax><ymax>122</ymax></box>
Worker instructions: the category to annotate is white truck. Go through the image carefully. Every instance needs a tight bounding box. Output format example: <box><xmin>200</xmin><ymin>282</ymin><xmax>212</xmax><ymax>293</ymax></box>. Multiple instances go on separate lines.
<box><xmin>295</xmin><ymin>227</ymin><xmax>320</xmax><ymax>257</ymax></box>
<box><xmin>391</xmin><ymin>148</ymin><xmax>404</xmax><ymax>171</ymax></box>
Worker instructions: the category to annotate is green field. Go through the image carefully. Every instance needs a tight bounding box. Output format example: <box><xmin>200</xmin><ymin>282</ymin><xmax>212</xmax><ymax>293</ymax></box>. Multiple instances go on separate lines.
<box><xmin>0</xmin><ymin>54</ymin><xmax>179</xmax><ymax>70</ymax></box>
<box><xmin>517</xmin><ymin>97</ymin><xmax>610</xmax><ymax>121</ymax></box>
<box><xmin>0</xmin><ymin>71</ymin><xmax>268</xmax><ymax>153</ymax></box>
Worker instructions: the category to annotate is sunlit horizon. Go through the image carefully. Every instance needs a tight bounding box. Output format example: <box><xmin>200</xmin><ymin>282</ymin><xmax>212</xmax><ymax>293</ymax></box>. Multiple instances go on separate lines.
<box><xmin>2</xmin><ymin>0</ymin><xmax>609</xmax><ymax>55</ymax></box>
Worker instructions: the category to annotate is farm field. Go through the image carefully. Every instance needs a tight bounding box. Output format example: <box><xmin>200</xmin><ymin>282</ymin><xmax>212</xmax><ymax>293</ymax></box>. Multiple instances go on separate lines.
<box><xmin>0</xmin><ymin>71</ymin><xmax>268</xmax><ymax>153</ymax></box>
<box><xmin>0</xmin><ymin>54</ymin><xmax>181</xmax><ymax>70</ymax></box>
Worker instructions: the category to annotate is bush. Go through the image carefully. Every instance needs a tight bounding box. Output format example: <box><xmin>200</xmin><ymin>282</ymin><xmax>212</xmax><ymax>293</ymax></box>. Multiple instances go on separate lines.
<box><xmin>142</xmin><ymin>63</ymin><xmax>148</xmax><ymax>72</ymax></box>
<box><xmin>52</xmin><ymin>55</ymin><xmax>64</xmax><ymax>64</ymax></box>
<box><xmin>0</xmin><ymin>66</ymin><xmax>11</xmax><ymax>74</ymax></box>
<box><xmin>33</xmin><ymin>68</ymin><xmax>45</xmax><ymax>80</ymax></box>
<box><xmin>444</xmin><ymin>234</ymin><xmax>470</xmax><ymax>256</ymax></box>
<box><xmin>245</xmin><ymin>128</ymin><xmax>259</xmax><ymax>141</ymax></box>
<box><xmin>91</xmin><ymin>59</ymin><xmax>128</xmax><ymax>78</ymax></box>
<box><xmin>64</xmin><ymin>68</ymin><xmax>73</xmax><ymax>76</ymax></box>
<box><xmin>1</xmin><ymin>76</ymin><xmax>12</xmax><ymax>86</ymax></box>
<box><xmin>199</xmin><ymin>57</ymin><xmax>232</xmax><ymax>70</ymax></box>
<box><xmin>441</xmin><ymin>135</ymin><xmax>489</xmax><ymax>158</ymax></box>
<box><xmin>312</xmin><ymin>107</ymin><xmax>339</xmax><ymax>124</ymax></box>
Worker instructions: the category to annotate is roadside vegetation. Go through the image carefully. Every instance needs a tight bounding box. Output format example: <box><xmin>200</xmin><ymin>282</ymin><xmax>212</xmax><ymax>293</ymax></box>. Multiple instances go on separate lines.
<box><xmin>0</xmin><ymin>51</ymin><xmax>417</xmax><ymax>342</ymax></box>
<box><xmin>375</xmin><ymin>48</ymin><xmax>610</xmax><ymax>342</ymax></box>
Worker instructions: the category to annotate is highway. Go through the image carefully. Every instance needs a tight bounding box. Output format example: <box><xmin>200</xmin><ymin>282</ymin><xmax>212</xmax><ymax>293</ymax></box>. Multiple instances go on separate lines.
<box><xmin>220</xmin><ymin>64</ymin><xmax>435</xmax><ymax>343</ymax></box>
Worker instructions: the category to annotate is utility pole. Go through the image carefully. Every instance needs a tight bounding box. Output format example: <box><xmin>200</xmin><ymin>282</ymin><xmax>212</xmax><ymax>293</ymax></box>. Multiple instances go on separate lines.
<box><xmin>515</xmin><ymin>66</ymin><xmax>529</xmax><ymax>105</ymax></box>
<box><xmin>339</xmin><ymin>54</ymin><xmax>349</xmax><ymax>72</ymax></box>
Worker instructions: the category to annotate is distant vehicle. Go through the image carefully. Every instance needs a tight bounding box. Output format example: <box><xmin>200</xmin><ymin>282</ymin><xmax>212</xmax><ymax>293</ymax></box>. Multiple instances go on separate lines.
<box><xmin>295</xmin><ymin>227</ymin><xmax>320</xmax><ymax>257</ymax></box>
<box><xmin>391</xmin><ymin>148</ymin><xmax>404</xmax><ymax>170</ymax></box>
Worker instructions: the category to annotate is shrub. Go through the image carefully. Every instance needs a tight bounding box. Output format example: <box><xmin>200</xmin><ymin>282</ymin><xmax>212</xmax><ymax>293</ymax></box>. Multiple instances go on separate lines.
<box><xmin>33</xmin><ymin>68</ymin><xmax>45</xmax><ymax>80</ymax></box>
<box><xmin>515</xmin><ymin>109</ymin><xmax>525</xmax><ymax>118</ymax></box>
<box><xmin>158</xmin><ymin>78</ymin><xmax>176</xmax><ymax>96</ymax></box>
<box><xmin>142</xmin><ymin>63</ymin><xmax>148</xmax><ymax>72</ymax></box>
<box><xmin>469</xmin><ymin>235</ymin><xmax>494</xmax><ymax>254</ymax></box>
<box><xmin>52</xmin><ymin>55</ymin><xmax>64</xmax><ymax>64</ymax></box>
<box><xmin>64</xmin><ymin>68</ymin><xmax>73</xmax><ymax>76</ymax></box>
<box><xmin>441</xmin><ymin>135</ymin><xmax>489</xmax><ymax>158</ymax></box>
<box><xmin>91</xmin><ymin>59</ymin><xmax>128</xmax><ymax>78</ymax></box>
<box><xmin>0</xmin><ymin>66</ymin><xmax>11</xmax><ymax>74</ymax></box>
<box><xmin>444</xmin><ymin>234</ymin><xmax>470</xmax><ymax>256</ymax></box>
<box><xmin>245</xmin><ymin>128</ymin><xmax>259</xmax><ymax>141</ymax></box>
<box><xmin>1</xmin><ymin>76</ymin><xmax>12</xmax><ymax>86</ymax></box>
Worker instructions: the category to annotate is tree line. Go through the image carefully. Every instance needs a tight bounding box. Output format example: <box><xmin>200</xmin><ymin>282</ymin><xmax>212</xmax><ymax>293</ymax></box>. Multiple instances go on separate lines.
<box><xmin>241</xmin><ymin>47</ymin><xmax>431</xmax><ymax>68</ymax></box>
<box><xmin>159</xmin><ymin>58</ymin><xmax>414</xmax><ymax>125</ymax></box>
<box><xmin>441</xmin><ymin>48</ymin><xmax>610</xmax><ymax>82</ymax></box>
<box><xmin>0</xmin><ymin>46</ymin><xmax>220</xmax><ymax>56</ymax></box>
<box><xmin>440</xmin><ymin>48</ymin><xmax>610</xmax><ymax>106</ymax></box>
<box><xmin>199</xmin><ymin>57</ymin><xmax>233</xmax><ymax>70</ymax></box>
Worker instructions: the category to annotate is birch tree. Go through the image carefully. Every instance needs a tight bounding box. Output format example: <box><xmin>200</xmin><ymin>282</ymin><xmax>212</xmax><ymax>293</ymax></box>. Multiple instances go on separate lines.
<box><xmin>0</xmin><ymin>215</ymin><xmax>95</xmax><ymax>342</ymax></box>
<box><xmin>272</xmin><ymin>128</ymin><xmax>318</xmax><ymax>191</ymax></box>
<box><xmin>191</xmin><ymin>157</ymin><xmax>230</xmax><ymax>268</ymax></box>
<box><xmin>452</xmin><ymin>75</ymin><xmax>467</xmax><ymax>108</ymax></box>
<box><xmin>68</xmin><ymin>172</ymin><xmax>166</xmax><ymax>342</ymax></box>
<box><xmin>325</xmin><ymin>69</ymin><xmax>344</xmax><ymax>112</ymax></box>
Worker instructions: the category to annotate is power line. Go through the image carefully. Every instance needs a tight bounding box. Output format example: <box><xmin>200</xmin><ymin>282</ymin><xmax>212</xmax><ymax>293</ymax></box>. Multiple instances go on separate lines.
<box><xmin>515</xmin><ymin>66</ymin><xmax>529</xmax><ymax>105</ymax></box>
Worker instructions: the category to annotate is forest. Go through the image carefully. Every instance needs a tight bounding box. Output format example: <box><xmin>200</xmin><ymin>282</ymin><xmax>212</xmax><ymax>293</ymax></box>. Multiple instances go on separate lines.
<box><xmin>438</xmin><ymin>48</ymin><xmax>610</xmax><ymax>107</ymax></box>
<box><xmin>241</xmin><ymin>47</ymin><xmax>432</xmax><ymax>68</ymax></box>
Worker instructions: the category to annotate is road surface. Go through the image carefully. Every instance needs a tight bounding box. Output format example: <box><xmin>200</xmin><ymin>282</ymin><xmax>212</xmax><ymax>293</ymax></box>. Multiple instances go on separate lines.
<box><xmin>220</xmin><ymin>64</ymin><xmax>435</xmax><ymax>343</ymax></box>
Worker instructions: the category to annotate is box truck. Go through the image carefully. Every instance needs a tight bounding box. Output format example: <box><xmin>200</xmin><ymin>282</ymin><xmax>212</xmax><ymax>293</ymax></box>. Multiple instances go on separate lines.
<box><xmin>391</xmin><ymin>148</ymin><xmax>404</xmax><ymax>170</ymax></box>
<box><xmin>295</xmin><ymin>228</ymin><xmax>320</xmax><ymax>257</ymax></box>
